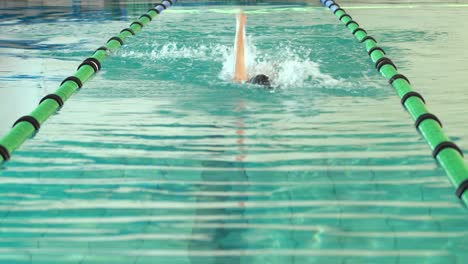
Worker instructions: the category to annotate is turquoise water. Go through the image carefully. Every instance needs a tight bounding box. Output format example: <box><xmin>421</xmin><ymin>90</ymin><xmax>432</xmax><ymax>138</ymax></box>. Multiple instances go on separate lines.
<box><xmin>1</xmin><ymin>1</ymin><xmax>468</xmax><ymax>263</ymax></box>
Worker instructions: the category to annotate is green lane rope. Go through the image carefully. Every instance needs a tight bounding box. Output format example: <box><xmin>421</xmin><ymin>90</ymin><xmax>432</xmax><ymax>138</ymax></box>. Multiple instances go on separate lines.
<box><xmin>0</xmin><ymin>0</ymin><xmax>177</xmax><ymax>164</ymax></box>
<box><xmin>320</xmin><ymin>0</ymin><xmax>468</xmax><ymax>204</ymax></box>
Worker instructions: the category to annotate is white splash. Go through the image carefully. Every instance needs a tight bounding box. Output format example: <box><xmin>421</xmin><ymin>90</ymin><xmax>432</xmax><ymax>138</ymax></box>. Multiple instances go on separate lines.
<box><xmin>220</xmin><ymin>38</ymin><xmax>343</xmax><ymax>89</ymax></box>
<box><xmin>120</xmin><ymin>40</ymin><xmax>345</xmax><ymax>89</ymax></box>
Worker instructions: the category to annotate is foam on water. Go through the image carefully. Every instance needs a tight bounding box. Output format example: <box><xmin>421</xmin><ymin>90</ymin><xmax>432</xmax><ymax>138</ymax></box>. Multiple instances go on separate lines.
<box><xmin>119</xmin><ymin>42</ymin><xmax>231</xmax><ymax>61</ymax></box>
<box><xmin>120</xmin><ymin>39</ymin><xmax>345</xmax><ymax>89</ymax></box>
<box><xmin>219</xmin><ymin>39</ymin><xmax>344</xmax><ymax>88</ymax></box>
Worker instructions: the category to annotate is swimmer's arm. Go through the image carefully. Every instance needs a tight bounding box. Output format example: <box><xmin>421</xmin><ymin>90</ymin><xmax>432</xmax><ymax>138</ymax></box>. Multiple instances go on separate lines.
<box><xmin>233</xmin><ymin>13</ymin><xmax>247</xmax><ymax>83</ymax></box>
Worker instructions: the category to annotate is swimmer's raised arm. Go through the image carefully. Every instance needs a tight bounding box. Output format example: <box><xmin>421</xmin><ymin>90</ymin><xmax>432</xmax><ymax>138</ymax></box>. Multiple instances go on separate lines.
<box><xmin>233</xmin><ymin>12</ymin><xmax>247</xmax><ymax>83</ymax></box>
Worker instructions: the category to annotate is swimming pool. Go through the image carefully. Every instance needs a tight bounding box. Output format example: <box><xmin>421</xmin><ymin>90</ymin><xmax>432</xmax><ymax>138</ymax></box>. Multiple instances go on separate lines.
<box><xmin>1</xmin><ymin>0</ymin><xmax>468</xmax><ymax>263</ymax></box>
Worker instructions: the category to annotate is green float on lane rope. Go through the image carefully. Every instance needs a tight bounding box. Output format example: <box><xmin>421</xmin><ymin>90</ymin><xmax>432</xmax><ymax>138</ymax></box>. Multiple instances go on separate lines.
<box><xmin>0</xmin><ymin>0</ymin><xmax>177</xmax><ymax>163</ymax></box>
<box><xmin>320</xmin><ymin>0</ymin><xmax>468</xmax><ymax>204</ymax></box>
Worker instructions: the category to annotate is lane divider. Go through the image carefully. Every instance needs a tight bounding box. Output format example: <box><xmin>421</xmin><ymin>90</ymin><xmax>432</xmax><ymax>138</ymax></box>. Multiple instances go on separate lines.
<box><xmin>320</xmin><ymin>0</ymin><xmax>468</xmax><ymax>203</ymax></box>
<box><xmin>0</xmin><ymin>0</ymin><xmax>177</xmax><ymax>163</ymax></box>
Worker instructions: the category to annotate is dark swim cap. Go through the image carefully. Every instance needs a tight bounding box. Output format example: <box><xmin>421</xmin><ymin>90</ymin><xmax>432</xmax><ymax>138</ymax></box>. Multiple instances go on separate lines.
<box><xmin>248</xmin><ymin>74</ymin><xmax>272</xmax><ymax>88</ymax></box>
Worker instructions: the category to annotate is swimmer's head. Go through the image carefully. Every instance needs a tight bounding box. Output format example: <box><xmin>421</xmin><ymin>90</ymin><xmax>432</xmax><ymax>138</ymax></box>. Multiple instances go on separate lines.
<box><xmin>248</xmin><ymin>74</ymin><xmax>272</xmax><ymax>88</ymax></box>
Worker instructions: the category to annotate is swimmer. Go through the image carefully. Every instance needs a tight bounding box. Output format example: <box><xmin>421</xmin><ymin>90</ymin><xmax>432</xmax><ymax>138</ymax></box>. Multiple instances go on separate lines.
<box><xmin>233</xmin><ymin>12</ymin><xmax>272</xmax><ymax>88</ymax></box>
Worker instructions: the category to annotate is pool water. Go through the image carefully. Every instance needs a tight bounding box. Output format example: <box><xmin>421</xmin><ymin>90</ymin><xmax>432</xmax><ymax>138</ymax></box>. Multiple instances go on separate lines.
<box><xmin>1</xmin><ymin>1</ymin><xmax>468</xmax><ymax>263</ymax></box>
